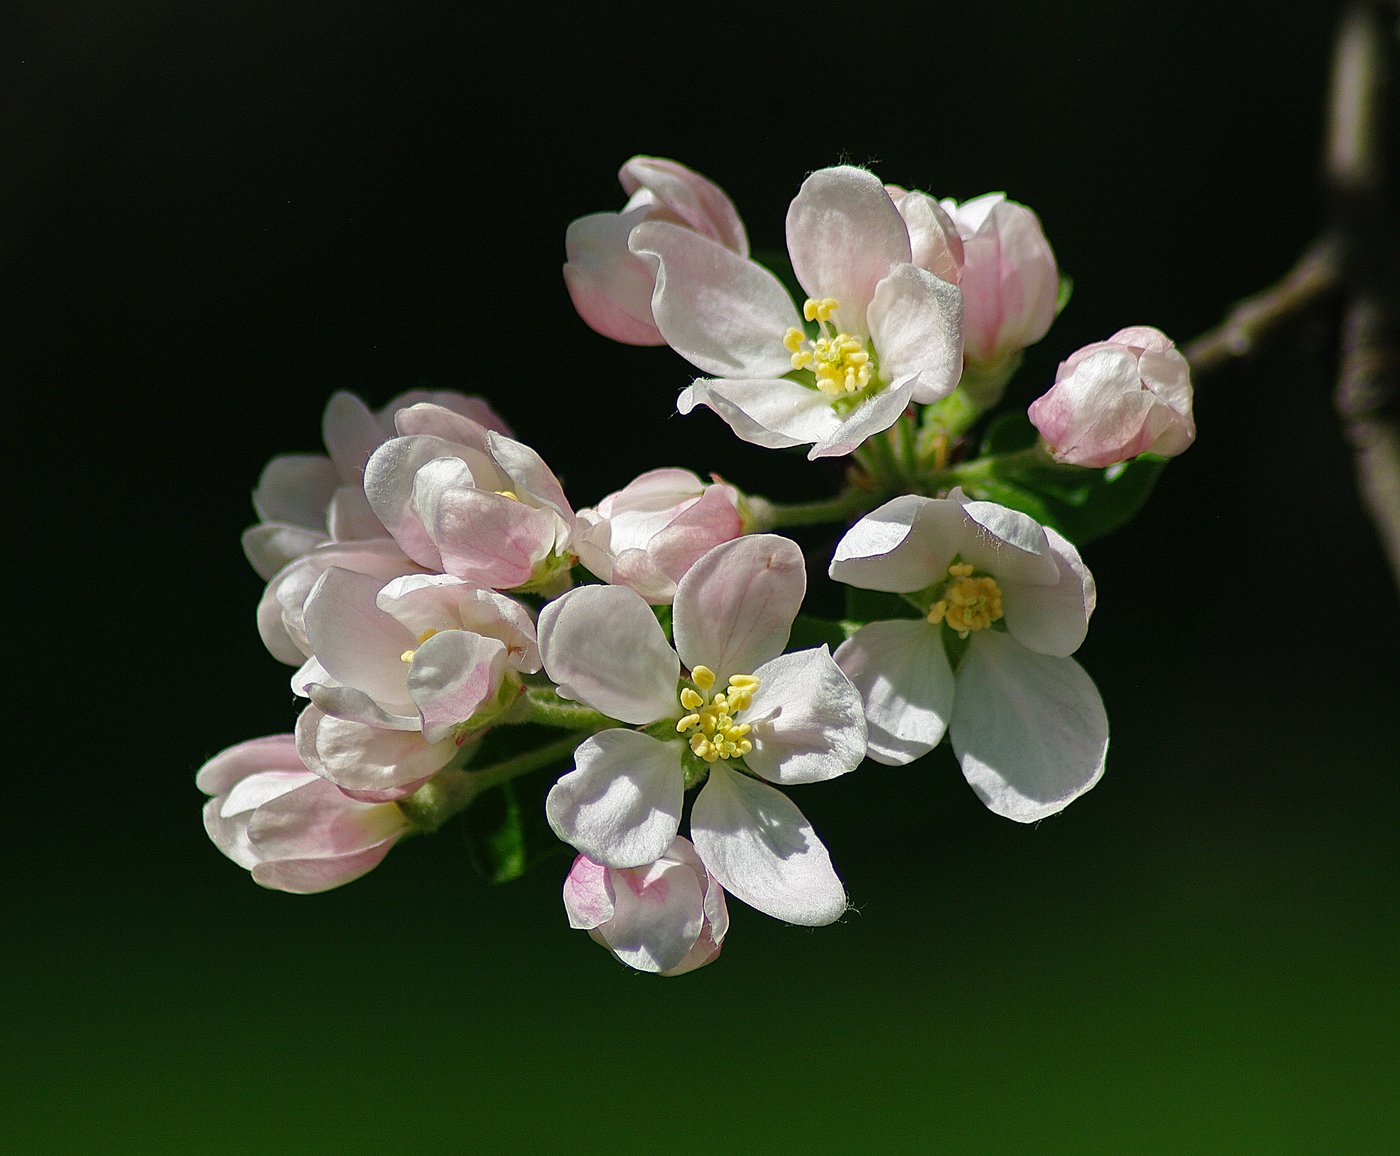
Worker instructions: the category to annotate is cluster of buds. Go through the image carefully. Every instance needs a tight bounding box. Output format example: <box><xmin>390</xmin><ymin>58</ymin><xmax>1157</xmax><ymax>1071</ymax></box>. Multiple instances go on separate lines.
<box><xmin>201</xmin><ymin>158</ymin><xmax>1195</xmax><ymax>977</ymax></box>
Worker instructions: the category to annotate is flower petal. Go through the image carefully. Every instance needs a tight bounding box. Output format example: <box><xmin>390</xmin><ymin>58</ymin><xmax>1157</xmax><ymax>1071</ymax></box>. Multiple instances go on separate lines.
<box><xmin>866</xmin><ymin>265</ymin><xmax>964</xmax><ymax>405</ymax></box>
<box><xmin>678</xmin><ymin>377</ymin><xmax>840</xmax><ymax>451</ymax></box>
<box><xmin>563</xmin><ymin>208</ymin><xmax>667</xmax><ymax>345</ymax></box>
<box><xmin>407</xmin><ymin>630</ymin><xmax>508</xmax><ymax>743</ymax></box>
<box><xmin>829</xmin><ymin>495</ymin><xmax>959</xmax><ymax>592</ymax></box>
<box><xmin>196</xmin><ymin>734</ymin><xmax>305</xmax><ymax>796</ymax></box>
<box><xmin>950</xmin><ymin>632</ymin><xmax>1108</xmax><ymax>822</ymax></box>
<box><xmin>998</xmin><ymin>525</ymin><xmax>1095</xmax><ymax>657</ymax></box>
<box><xmin>808</xmin><ymin>374</ymin><xmax>920</xmax><ymax>460</ymax></box>
<box><xmin>672</xmin><ymin>534</ymin><xmax>804</xmax><ymax>680</ymax></box>
<box><xmin>252</xmin><ymin>454</ymin><xmax>338</xmax><ymax>530</ymax></box>
<box><xmin>604</xmin><ymin>854</ymin><xmax>707</xmax><ymax>974</ymax></box>
<box><xmin>691</xmin><ymin>766</ymin><xmax>847</xmax><ymax>926</ymax></box>
<box><xmin>545</xmin><ymin>731</ymin><xmax>684</xmax><ymax>868</ymax></box>
<box><xmin>302</xmin><ymin>568</ymin><xmax>415</xmax><ymax>708</ymax></box>
<box><xmin>743</xmin><ymin>647</ymin><xmax>867</xmax><ymax>785</ymax></box>
<box><xmin>786</xmin><ymin>166</ymin><xmax>911</xmax><ymax>336</ymax></box>
<box><xmin>630</xmin><ymin>220</ymin><xmax>800</xmax><ymax>378</ymax></box>
<box><xmin>417</xmin><ymin>466</ymin><xmax>557</xmax><ymax>589</ymax></box>
<box><xmin>295</xmin><ymin>705</ymin><xmax>456</xmax><ymax>795</ymax></box>
<box><xmin>538</xmin><ymin>585</ymin><xmax>679</xmax><ymax>724</ymax></box>
<box><xmin>834</xmin><ymin>619</ymin><xmax>953</xmax><ymax>766</ymax></box>
<box><xmin>563</xmin><ymin>855</ymin><xmax>616</xmax><ymax>930</ymax></box>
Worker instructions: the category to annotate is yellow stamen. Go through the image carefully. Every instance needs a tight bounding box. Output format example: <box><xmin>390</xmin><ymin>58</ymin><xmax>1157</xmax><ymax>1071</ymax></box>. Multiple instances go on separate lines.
<box><xmin>400</xmin><ymin>627</ymin><xmax>441</xmax><ymax>664</ymax></box>
<box><xmin>784</xmin><ymin>298</ymin><xmax>875</xmax><ymax>397</ymax></box>
<box><xmin>691</xmin><ymin>665</ymin><xmax>715</xmax><ymax>690</ymax></box>
<box><xmin>926</xmin><ymin>566</ymin><xmax>1004</xmax><ymax>638</ymax></box>
<box><xmin>495</xmin><ymin>490</ymin><xmax>519</xmax><ymax>501</ymax></box>
<box><xmin>677</xmin><ymin>669</ymin><xmax>762</xmax><ymax>762</ymax></box>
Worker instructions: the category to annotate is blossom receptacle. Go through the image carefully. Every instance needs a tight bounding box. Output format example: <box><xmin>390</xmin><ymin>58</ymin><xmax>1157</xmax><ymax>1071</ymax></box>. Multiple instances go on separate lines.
<box><xmin>563</xmin><ymin>837</ymin><xmax>729</xmax><ymax>976</ymax></box>
<box><xmin>564</xmin><ymin>156</ymin><xmax>748</xmax><ymax>346</ymax></box>
<box><xmin>573</xmin><ymin>468</ymin><xmax>743</xmax><ymax>603</ymax></box>
<box><xmin>198</xmin><ymin>734</ymin><xmax>411</xmax><ymax>893</ymax></box>
<box><xmin>538</xmin><ymin>535</ymin><xmax>867</xmax><ymax>926</ymax></box>
<box><xmin>830</xmin><ymin>490</ymin><xmax>1107</xmax><ymax>822</ymax></box>
<box><xmin>940</xmin><ymin>193</ymin><xmax>1059</xmax><ymax>403</ymax></box>
<box><xmin>244</xmin><ymin>389</ymin><xmax>510</xmax><ymax>580</ymax></box>
<box><xmin>631</xmin><ymin>164</ymin><xmax>964</xmax><ymax>459</ymax></box>
<box><xmin>1028</xmin><ymin>326</ymin><xmax>1195</xmax><ymax>468</ymax></box>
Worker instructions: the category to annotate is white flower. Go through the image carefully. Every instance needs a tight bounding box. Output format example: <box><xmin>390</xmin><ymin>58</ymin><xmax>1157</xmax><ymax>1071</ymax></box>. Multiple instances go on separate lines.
<box><xmin>539</xmin><ymin>535</ymin><xmax>867</xmax><ymax>926</ymax></box>
<box><xmin>830</xmin><ymin>490</ymin><xmax>1107</xmax><ymax>822</ymax></box>
<box><xmin>631</xmin><ymin>165</ymin><xmax>963</xmax><ymax>459</ymax></box>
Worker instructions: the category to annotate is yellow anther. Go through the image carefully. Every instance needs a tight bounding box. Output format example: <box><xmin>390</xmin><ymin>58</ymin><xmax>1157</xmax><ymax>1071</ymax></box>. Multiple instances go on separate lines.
<box><xmin>680</xmin><ymin>687</ymin><xmax>704</xmax><ymax>710</ymax></box>
<box><xmin>691</xmin><ymin>666</ymin><xmax>715</xmax><ymax>690</ymax></box>
<box><xmin>495</xmin><ymin>490</ymin><xmax>519</xmax><ymax>501</ymax></box>
<box><xmin>783</xmin><ymin>328</ymin><xmax>806</xmax><ymax>354</ymax></box>
<box><xmin>677</xmin><ymin>670</ymin><xmax>761</xmax><ymax>763</ymax></box>
<box><xmin>927</xmin><ymin>564</ymin><xmax>1004</xmax><ymax>638</ymax></box>
<box><xmin>677</xmin><ymin>713</ymin><xmax>701</xmax><ymax>733</ymax></box>
<box><xmin>802</xmin><ymin>297</ymin><xmax>839</xmax><ymax>322</ymax></box>
<box><xmin>400</xmin><ymin>649</ymin><xmax>417</xmax><ymax>663</ymax></box>
<box><xmin>400</xmin><ymin>628</ymin><xmax>441</xmax><ymax>664</ymax></box>
<box><xmin>728</xmin><ymin>674</ymin><xmax>759</xmax><ymax>689</ymax></box>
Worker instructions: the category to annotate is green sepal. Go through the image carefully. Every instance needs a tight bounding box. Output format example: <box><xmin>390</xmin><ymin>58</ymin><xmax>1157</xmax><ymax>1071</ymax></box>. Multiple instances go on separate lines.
<box><xmin>1055</xmin><ymin>273</ymin><xmax>1074</xmax><ymax>316</ymax></box>
<box><xmin>459</xmin><ymin>725</ymin><xmax>573</xmax><ymax>884</ymax></box>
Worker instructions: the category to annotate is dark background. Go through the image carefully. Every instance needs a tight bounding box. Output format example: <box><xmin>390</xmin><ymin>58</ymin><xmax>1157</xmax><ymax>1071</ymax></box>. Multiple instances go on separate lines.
<box><xmin>6</xmin><ymin>2</ymin><xmax>1397</xmax><ymax>1150</ymax></box>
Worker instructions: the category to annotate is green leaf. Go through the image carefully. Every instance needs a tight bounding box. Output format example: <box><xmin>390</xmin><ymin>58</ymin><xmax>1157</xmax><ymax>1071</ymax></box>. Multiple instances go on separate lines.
<box><xmin>978</xmin><ymin>411</ymin><xmax>1039</xmax><ymax>457</ymax></box>
<box><xmin>963</xmin><ymin>455</ymin><xmax>1166</xmax><ymax>545</ymax></box>
<box><xmin>788</xmin><ymin>613</ymin><xmax>847</xmax><ymax>650</ymax></box>
<box><xmin>650</xmin><ymin>603</ymin><xmax>673</xmax><ymax>642</ymax></box>
<box><xmin>843</xmin><ymin>585</ymin><xmax>922</xmax><ymax>626</ymax></box>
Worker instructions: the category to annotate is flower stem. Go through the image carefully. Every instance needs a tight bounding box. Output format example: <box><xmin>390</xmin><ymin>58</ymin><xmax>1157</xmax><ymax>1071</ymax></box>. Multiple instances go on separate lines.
<box><xmin>748</xmin><ymin>484</ymin><xmax>888</xmax><ymax>529</ymax></box>
<box><xmin>508</xmin><ymin>685</ymin><xmax>616</xmax><ymax>730</ymax></box>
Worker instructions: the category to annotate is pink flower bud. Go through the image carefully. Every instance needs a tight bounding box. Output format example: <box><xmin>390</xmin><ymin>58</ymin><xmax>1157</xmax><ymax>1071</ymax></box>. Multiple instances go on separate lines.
<box><xmin>563</xmin><ymin>156</ymin><xmax>747</xmax><ymax>345</ymax></box>
<box><xmin>562</xmin><ymin>837</ymin><xmax>728</xmax><ymax>976</ymax></box>
<box><xmin>573</xmin><ymin>468</ymin><xmax>743</xmax><ymax>603</ymax></box>
<box><xmin>1029</xmin><ymin>326</ymin><xmax>1196</xmax><ymax>468</ymax></box>
<box><xmin>197</xmin><ymin>735</ymin><xmax>411</xmax><ymax>893</ymax></box>
<box><xmin>942</xmin><ymin>193</ymin><xmax>1058</xmax><ymax>373</ymax></box>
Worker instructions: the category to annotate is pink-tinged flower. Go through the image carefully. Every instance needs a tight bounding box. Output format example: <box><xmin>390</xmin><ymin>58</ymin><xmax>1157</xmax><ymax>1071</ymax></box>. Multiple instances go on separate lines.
<box><xmin>198</xmin><ymin>734</ymin><xmax>411</xmax><ymax>893</ymax></box>
<box><xmin>574</xmin><ymin>468</ymin><xmax>743</xmax><ymax>604</ymax></box>
<box><xmin>292</xmin><ymin>568</ymin><xmax>540</xmax><ymax>799</ymax></box>
<box><xmin>1028</xmin><ymin>326</ymin><xmax>1195</xmax><ymax>468</ymax></box>
<box><xmin>564</xmin><ymin>156</ymin><xmax>748</xmax><ymax>346</ymax></box>
<box><xmin>563</xmin><ymin>836</ymin><xmax>728</xmax><ymax>976</ymax></box>
<box><xmin>244</xmin><ymin>390</ymin><xmax>511</xmax><ymax>580</ymax></box>
<box><xmin>830</xmin><ymin>490</ymin><xmax>1107</xmax><ymax>823</ymax></box>
<box><xmin>940</xmin><ymin>193</ymin><xmax>1059</xmax><ymax>401</ymax></box>
<box><xmin>364</xmin><ymin>403</ymin><xmax>576</xmax><ymax>592</ymax></box>
<box><xmin>631</xmin><ymin>165</ymin><xmax>964</xmax><ymax>459</ymax></box>
<box><xmin>886</xmin><ymin>186</ymin><xmax>964</xmax><ymax>287</ymax></box>
<box><xmin>538</xmin><ymin>535</ymin><xmax>867</xmax><ymax>927</ymax></box>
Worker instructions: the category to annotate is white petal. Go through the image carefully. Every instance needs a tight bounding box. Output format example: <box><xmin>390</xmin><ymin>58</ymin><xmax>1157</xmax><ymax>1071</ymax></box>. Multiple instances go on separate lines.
<box><xmin>545</xmin><ymin>731</ymin><xmax>684</xmax><ymax>869</ymax></box>
<box><xmin>630</xmin><ymin>220</ymin><xmax>800</xmax><ymax>378</ymax></box>
<box><xmin>538</xmin><ymin>585</ymin><xmax>679</xmax><ymax>724</ymax></box>
<box><xmin>407</xmin><ymin>630</ymin><xmax>508</xmax><ymax>743</ymax></box>
<box><xmin>950</xmin><ymin>632</ymin><xmax>1108</xmax><ymax>822</ymax></box>
<box><xmin>295</xmin><ymin>705</ymin><xmax>456</xmax><ymax>795</ymax></box>
<box><xmin>953</xmin><ymin>492</ymin><xmax>1060</xmax><ymax>586</ymax></box>
<box><xmin>998</xmin><ymin>526</ymin><xmax>1096</xmax><ymax>657</ymax></box>
<box><xmin>302</xmin><ymin>568</ymin><xmax>415</xmax><ymax>708</ymax></box>
<box><xmin>604</xmin><ymin>855</ymin><xmax>706</xmax><ymax>974</ymax></box>
<box><xmin>834</xmin><ymin>619</ymin><xmax>953</xmax><ymax>766</ymax></box>
<box><xmin>829</xmin><ymin>495</ymin><xmax>959</xmax><ymax>592</ymax></box>
<box><xmin>743</xmin><ymin>648</ymin><xmax>867</xmax><ymax>784</ymax></box>
<box><xmin>252</xmin><ymin>454</ymin><xmax>337</xmax><ymax>529</ymax></box>
<box><xmin>242</xmin><ymin>523</ymin><xmax>328</xmax><ymax>581</ymax></box>
<box><xmin>786</xmin><ymin>166</ymin><xmax>911</xmax><ymax>337</ymax></box>
<box><xmin>672</xmin><ymin>534</ymin><xmax>804</xmax><ymax>680</ymax></box>
<box><xmin>677</xmin><ymin>377</ymin><xmax>840</xmax><ymax>451</ymax></box>
<box><xmin>808</xmin><ymin>375</ymin><xmax>919</xmax><ymax>460</ymax></box>
<box><xmin>867</xmin><ymin>265</ymin><xmax>964</xmax><ymax>405</ymax></box>
<box><xmin>691</xmin><ymin>766</ymin><xmax>847</xmax><ymax>927</ymax></box>
<box><xmin>562</xmin><ymin>855</ymin><xmax>615</xmax><ymax>930</ymax></box>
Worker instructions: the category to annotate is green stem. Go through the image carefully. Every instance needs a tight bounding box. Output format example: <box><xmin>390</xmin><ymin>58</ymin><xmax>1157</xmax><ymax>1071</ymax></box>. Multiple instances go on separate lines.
<box><xmin>747</xmin><ymin>485</ymin><xmax>887</xmax><ymax>529</ymax></box>
<box><xmin>397</xmin><ymin>732</ymin><xmax>590</xmax><ymax>833</ymax></box>
<box><xmin>507</xmin><ymin>685</ymin><xmax>616</xmax><ymax>730</ymax></box>
<box><xmin>931</xmin><ymin>444</ymin><xmax>1051</xmax><ymax>487</ymax></box>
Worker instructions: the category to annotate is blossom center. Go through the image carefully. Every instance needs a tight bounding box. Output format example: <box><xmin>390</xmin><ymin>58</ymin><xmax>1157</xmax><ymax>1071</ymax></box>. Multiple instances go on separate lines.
<box><xmin>675</xmin><ymin>664</ymin><xmax>758</xmax><ymax>763</ymax></box>
<box><xmin>400</xmin><ymin>627</ymin><xmax>441</xmax><ymax>664</ymax></box>
<box><xmin>783</xmin><ymin>297</ymin><xmax>874</xmax><ymax>397</ymax></box>
<box><xmin>927</xmin><ymin>563</ymin><xmax>1004</xmax><ymax>637</ymax></box>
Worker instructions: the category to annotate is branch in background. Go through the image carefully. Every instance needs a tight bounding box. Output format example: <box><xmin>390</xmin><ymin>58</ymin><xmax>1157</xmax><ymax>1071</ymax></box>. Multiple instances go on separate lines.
<box><xmin>1328</xmin><ymin>2</ymin><xmax>1400</xmax><ymax>591</ymax></box>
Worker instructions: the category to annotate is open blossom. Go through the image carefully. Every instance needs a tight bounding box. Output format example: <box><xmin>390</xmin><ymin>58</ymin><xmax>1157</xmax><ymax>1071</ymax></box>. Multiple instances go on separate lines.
<box><xmin>1029</xmin><ymin>326</ymin><xmax>1195</xmax><ymax>467</ymax></box>
<box><xmin>563</xmin><ymin>837</ymin><xmax>728</xmax><ymax>976</ymax></box>
<box><xmin>293</xmin><ymin>569</ymin><xmax>540</xmax><ymax>800</ymax></box>
<box><xmin>244</xmin><ymin>389</ymin><xmax>510</xmax><ymax>580</ymax></box>
<box><xmin>940</xmin><ymin>193</ymin><xmax>1058</xmax><ymax>401</ymax></box>
<box><xmin>564</xmin><ymin>156</ymin><xmax>748</xmax><ymax>346</ymax></box>
<box><xmin>631</xmin><ymin>164</ymin><xmax>963</xmax><ymax>459</ymax></box>
<box><xmin>198</xmin><ymin>735</ymin><xmax>412</xmax><ymax>893</ymax></box>
<box><xmin>363</xmin><ymin>402</ymin><xmax>576</xmax><ymax>591</ymax></box>
<box><xmin>573</xmin><ymin>468</ymin><xmax>743</xmax><ymax>603</ymax></box>
<box><xmin>830</xmin><ymin>490</ymin><xmax>1107</xmax><ymax>822</ymax></box>
<box><xmin>539</xmin><ymin>535</ymin><xmax>867</xmax><ymax>926</ymax></box>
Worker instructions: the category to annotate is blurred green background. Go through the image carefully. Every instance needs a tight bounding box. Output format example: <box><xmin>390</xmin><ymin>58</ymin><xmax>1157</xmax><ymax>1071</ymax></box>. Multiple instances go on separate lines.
<box><xmin>6</xmin><ymin>1</ymin><xmax>1397</xmax><ymax>1150</ymax></box>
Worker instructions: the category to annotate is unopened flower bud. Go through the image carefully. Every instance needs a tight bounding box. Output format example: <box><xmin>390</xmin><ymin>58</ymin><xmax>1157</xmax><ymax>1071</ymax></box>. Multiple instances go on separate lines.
<box><xmin>1029</xmin><ymin>326</ymin><xmax>1195</xmax><ymax>468</ymax></box>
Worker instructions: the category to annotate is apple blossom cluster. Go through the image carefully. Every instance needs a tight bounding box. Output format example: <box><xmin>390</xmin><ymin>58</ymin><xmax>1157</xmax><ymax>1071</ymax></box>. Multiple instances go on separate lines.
<box><xmin>201</xmin><ymin>158</ymin><xmax>1196</xmax><ymax>978</ymax></box>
